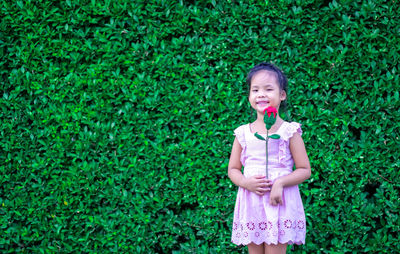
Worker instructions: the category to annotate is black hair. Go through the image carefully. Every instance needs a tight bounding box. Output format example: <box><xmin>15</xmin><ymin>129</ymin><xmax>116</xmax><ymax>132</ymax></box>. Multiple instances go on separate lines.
<box><xmin>246</xmin><ymin>62</ymin><xmax>290</xmax><ymax>119</ymax></box>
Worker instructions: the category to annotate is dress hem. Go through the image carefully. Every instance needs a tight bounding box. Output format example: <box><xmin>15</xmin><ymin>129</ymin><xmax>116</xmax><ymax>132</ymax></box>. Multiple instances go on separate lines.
<box><xmin>231</xmin><ymin>239</ymin><xmax>305</xmax><ymax>246</ymax></box>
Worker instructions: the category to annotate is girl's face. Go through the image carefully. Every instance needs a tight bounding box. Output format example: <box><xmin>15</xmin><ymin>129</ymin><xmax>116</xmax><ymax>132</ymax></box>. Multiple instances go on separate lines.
<box><xmin>248</xmin><ymin>70</ymin><xmax>286</xmax><ymax>116</ymax></box>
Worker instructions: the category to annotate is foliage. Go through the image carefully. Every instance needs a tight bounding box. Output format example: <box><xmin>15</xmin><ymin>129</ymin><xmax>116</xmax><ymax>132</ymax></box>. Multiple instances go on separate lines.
<box><xmin>1</xmin><ymin>0</ymin><xmax>399</xmax><ymax>253</ymax></box>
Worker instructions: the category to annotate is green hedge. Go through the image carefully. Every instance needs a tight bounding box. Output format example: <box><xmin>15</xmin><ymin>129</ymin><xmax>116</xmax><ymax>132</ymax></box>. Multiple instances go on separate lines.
<box><xmin>1</xmin><ymin>0</ymin><xmax>399</xmax><ymax>253</ymax></box>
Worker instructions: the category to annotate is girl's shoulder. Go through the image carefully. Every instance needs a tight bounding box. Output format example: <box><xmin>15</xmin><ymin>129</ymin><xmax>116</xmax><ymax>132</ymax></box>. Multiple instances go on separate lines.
<box><xmin>233</xmin><ymin>123</ymin><xmax>250</xmax><ymax>133</ymax></box>
<box><xmin>280</xmin><ymin>121</ymin><xmax>303</xmax><ymax>141</ymax></box>
<box><xmin>233</xmin><ymin>123</ymin><xmax>250</xmax><ymax>147</ymax></box>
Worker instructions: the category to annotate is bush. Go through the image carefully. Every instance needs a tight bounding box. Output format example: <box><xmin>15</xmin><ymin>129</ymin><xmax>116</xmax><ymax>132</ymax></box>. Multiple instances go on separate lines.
<box><xmin>1</xmin><ymin>0</ymin><xmax>399</xmax><ymax>253</ymax></box>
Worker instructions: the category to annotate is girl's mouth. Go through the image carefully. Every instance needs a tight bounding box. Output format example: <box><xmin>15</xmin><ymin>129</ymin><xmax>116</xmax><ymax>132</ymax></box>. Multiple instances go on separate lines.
<box><xmin>256</xmin><ymin>101</ymin><xmax>269</xmax><ymax>107</ymax></box>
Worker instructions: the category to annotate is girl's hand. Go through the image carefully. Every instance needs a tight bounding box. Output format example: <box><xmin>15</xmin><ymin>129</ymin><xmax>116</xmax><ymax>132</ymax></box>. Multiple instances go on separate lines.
<box><xmin>242</xmin><ymin>175</ymin><xmax>272</xmax><ymax>196</ymax></box>
<box><xmin>270</xmin><ymin>181</ymin><xmax>284</xmax><ymax>206</ymax></box>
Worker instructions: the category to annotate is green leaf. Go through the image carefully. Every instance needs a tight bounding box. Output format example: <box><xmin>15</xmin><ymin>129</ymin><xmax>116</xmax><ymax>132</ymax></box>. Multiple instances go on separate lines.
<box><xmin>268</xmin><ymin>134</ymin><xmax>281</xmax><ymax>139</ymax></box>
<box><xmin>254</xmin><ymin>132</ymin><xmax>265</xmax><ymax>141</ymax></box>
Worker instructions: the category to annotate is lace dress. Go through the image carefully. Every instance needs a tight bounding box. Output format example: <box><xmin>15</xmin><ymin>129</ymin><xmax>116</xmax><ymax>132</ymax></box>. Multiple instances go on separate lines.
<box><xmin>231</xmin><ymin>121</ymin><xmax>306</xmax><ymax>245</ymax></box>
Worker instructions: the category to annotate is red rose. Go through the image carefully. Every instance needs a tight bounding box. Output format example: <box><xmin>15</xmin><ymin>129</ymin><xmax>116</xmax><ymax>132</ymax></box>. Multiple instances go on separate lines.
<box><xmin>264</xmin><ymin>106</ymin><xmax>278</xmax><ymax>118</ymax></box>
<box><xmin>255</xmin><ymin>106</ymin><xmax>280</xmax><ymax>179</ymax></box>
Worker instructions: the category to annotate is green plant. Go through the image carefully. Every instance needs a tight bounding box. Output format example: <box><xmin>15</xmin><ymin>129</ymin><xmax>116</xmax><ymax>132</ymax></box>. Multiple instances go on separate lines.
<box><xmin>1</xmin><ymin>0</ymin><xmax>399</xmax><ymax>253</ymax></box>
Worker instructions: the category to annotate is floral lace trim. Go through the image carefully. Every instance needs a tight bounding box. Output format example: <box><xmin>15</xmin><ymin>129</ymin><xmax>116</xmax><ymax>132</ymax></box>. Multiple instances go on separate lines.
<box><xmin>232</xmin><ymin>219</ymin><xmax>306</xmax><ymax>245</ymax></box>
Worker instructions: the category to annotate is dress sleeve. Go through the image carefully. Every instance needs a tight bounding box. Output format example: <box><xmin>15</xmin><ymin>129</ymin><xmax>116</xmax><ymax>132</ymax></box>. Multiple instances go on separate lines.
<box><xmin>278</xmin><ymin>122</ymin><xmax>302</xmax><ymax>165</ymax></box>
<box><xmin>233</xmin><ymin>125</ymin><xmax>246</xmax><ymax>148</ymax></box>
<box><xmin>282</xmin><ymin>122</ymin><xmax>302</xmax><ymax>141</ymax></box>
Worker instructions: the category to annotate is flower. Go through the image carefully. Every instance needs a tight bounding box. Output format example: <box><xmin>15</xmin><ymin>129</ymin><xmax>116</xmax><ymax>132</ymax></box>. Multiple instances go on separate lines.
<box><xmin>263</xmin><ymin>106</ymin><xmax>278</xmax><ymax>130</ymax></box>
<box><xmin>254</xmin><ymin>106</ymin><xmax>281</xmax><ymax>179</ymax></box>
<box><xmin>264</xmin><ymin>106</ymin><xmax>278</xmax><ymax>118</ymax></box>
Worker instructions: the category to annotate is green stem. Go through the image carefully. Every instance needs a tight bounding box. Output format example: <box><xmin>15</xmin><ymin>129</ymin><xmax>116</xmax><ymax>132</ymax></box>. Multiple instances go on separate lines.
<box><xmin>266</xmin><ymin>129</ymin><xmax>269</xmax><ymax>179</ymax></box>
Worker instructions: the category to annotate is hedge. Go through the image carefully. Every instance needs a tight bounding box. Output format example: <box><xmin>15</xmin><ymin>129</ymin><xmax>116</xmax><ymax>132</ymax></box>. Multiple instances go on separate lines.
<box><xmin>1</xmin><ymin>0</ymin><xmax>399</xmax><ymax>253</ymax></box>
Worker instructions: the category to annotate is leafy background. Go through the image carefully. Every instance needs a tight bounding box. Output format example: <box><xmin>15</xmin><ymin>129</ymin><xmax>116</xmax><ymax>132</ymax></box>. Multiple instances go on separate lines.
<box><xmin>1</xmin><ymin>0</ymin><xmax>399</xmax><ymax>253</ymax></box>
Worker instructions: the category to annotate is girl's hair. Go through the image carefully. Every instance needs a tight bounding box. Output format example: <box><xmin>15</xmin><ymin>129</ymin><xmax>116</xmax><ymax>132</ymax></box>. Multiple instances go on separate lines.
<box><xmin>246</xmin><ymin>62</ymin><xmax>290</xmax><ymax>119</ymax></box>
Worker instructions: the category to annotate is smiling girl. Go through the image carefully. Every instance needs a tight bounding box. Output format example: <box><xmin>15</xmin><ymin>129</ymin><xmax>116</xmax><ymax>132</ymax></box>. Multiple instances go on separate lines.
<box><xmin>228</xmin><ymin>62</ymin><xmax>311</xmax><ymax>254</ymax></box>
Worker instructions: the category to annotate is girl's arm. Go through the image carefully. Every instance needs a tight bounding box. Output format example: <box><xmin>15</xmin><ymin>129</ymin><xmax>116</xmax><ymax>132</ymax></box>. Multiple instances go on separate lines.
<box><xmin>270</xmin><ymin>132</ymin><xmax>311</xmax><ymax>205</ymax></box>
<box><xmin>228</xmin><ymin>138</ymin><xmax>272</xmax><ymax>196</ymax></box>
<box><xmin>278</xmin><ymin>132</ymin><xmax>311</xmax><ymax>186</ymax></box>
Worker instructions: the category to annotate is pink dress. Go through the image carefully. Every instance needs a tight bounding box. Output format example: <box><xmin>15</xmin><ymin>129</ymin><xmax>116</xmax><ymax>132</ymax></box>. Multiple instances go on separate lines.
<box><xmin>231</xmin><ymin>121</ymin><xmax>306</xmax><ymax>246</ymax></box>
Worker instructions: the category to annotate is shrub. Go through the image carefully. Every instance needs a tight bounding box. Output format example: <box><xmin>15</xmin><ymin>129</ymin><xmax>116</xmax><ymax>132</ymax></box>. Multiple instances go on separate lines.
<box><xmin>1</xmin><ymin>0</ymin><xmax>399</xmax><ymax>253</ymax></box>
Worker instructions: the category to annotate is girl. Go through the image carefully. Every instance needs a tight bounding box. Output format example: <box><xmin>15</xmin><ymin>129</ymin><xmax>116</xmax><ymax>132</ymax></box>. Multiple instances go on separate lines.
<box><xmin>228</xmin><ymin>62</ymin><xmax>311</xmax><ymax>254</ymax></box>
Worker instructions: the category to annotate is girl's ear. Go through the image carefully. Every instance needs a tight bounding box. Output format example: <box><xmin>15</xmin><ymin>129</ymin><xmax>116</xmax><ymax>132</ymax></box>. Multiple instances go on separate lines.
<box><xmin>280</xmin><ymin>90</ymin><xmax>287</xmax><ymax>101</ymax></box>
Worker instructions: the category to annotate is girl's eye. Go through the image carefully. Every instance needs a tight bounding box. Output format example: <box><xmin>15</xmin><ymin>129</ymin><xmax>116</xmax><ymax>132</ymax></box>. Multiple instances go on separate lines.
<box><xmin>252</xmin><ymin>90</ymin><xmax>258</xmax><ymax>92</ymax></box>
